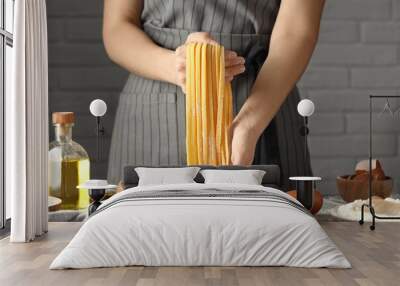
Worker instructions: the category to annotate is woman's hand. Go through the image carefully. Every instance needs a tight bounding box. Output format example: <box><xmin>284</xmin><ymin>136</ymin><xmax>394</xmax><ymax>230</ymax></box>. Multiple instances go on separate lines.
<box><xmin>229</xmin><ymin>121</ymin><xmax>259</xmax><ymax>165</ymax></box>
<box><xmin>174</xmin><ymin>32</ymin><xmax>246</xmax><ymax>93</ymax></box>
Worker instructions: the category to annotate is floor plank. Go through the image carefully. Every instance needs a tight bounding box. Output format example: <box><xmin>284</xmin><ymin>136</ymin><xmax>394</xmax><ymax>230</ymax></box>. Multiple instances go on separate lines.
<box><xmin>0</xmin><ymin>222</ymin><xmax>399</xmax><ymax>286</ymax></box>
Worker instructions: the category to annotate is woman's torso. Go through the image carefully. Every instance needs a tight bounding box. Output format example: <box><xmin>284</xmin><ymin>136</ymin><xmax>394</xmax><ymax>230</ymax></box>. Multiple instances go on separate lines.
<box><xmin>109</xmin><ymin>0</ymin><xmax>301</xmax><ymax>183</ymax></box>
<box><xmin>123</xmin><ymin>0</ymin><xmax>282</xmax><ymax>110</ymax></box>
<box><xmin>117</xmin><ymin>0</ymin><xmax>284</xmax><ymax>163</ymax></box>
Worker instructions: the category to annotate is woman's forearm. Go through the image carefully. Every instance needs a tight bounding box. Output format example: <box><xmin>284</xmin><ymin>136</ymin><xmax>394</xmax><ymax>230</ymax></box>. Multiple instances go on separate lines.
<box><xmin>233</xmin><ymin>33</ymin><xmax>318</xmax><ymax>137</ymax></box>
<box><xmin>103</xmin><ymin>0</ymin><xmax>176</xmax><ymax>85</ymax></box>
<box><xmin>233</xmin><ymin>0</ymin><xmax>324</xmax><ymax>137</ymax></box>
<box><xmin>104</xmin><ymin>23</ymin><xmax>176</xmax><ymax>84</ymax></box>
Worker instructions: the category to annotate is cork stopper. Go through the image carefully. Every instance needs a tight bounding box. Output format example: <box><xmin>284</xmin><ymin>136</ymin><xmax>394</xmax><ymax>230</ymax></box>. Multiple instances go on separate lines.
<box><xmin>52</xmin><ymin>112</ymin><xmax>75</xmax><ymax>125</ymax></box>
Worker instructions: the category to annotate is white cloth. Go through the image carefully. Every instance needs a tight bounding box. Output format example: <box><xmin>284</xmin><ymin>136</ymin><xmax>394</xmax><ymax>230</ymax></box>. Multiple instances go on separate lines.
<box><xmin>50</xmin><ymin>183</ymin><xmax>350</xmax><ymax>269</ymax></box>
<box><xmin>8</xmin><ymin>0</ymin><xmax>48</xmax><ymax>242</ymax></box>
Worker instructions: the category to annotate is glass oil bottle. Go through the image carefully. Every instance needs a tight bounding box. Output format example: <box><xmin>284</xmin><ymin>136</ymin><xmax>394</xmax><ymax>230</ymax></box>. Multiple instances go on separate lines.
<box><xmin>49</xmin><ymin>112</ymin><xmax>90</xmax><ymax>210</ymax></box>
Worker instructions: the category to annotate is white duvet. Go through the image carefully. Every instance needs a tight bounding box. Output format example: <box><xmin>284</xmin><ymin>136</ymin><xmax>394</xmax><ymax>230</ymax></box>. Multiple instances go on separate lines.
<box><xmin>50</xmin><ymin>183</ymin><xmax>351</xmax><ymax>269</ymax></box>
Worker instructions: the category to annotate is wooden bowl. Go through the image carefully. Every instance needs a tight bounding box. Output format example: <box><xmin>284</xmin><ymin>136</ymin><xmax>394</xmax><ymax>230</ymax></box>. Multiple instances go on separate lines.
<box><xmin>336</xmin><ymin>175</ymin><xmax>393</xmax><ymax>203</ymax></box>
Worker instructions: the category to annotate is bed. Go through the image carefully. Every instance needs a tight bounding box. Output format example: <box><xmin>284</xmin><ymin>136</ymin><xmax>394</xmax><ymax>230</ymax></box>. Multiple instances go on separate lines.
<box><xmin>50</xmin><ymin>165</ymin><xmax>350</xmax><ymax>269</ymax></box>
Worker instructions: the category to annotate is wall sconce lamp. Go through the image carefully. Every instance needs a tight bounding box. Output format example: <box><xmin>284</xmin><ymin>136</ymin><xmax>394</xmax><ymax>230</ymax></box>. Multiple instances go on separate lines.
<box><xmin>89</xmin><ymin>99</ymin><xmax>107</xmax><ymax>162</ymax></box>
<box><xmin>290</xmin><ymin>99</ymin><xmax>321</xmax><ymax>211</ymax></box>
<box><xmin>297</xmin><ymin>99</ymin><xmax>315</xmax><ymax>176</ymax></box>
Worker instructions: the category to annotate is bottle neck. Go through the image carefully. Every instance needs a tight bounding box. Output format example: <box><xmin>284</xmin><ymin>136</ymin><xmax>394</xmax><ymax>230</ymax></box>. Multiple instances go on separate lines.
<box><xmin>54</xmin><ymin>124</ymin><xmax>73</xmax><ymax>143</ymax></box>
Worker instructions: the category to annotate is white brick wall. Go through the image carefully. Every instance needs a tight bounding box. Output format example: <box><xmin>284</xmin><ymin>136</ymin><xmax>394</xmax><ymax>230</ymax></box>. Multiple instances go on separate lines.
<box><xmin>47</xmin><ymin>0</ymin><xmax>400</xmax><ymax>194</ymax></box>
<box><xmin>301</xmin><ymin>0</ymin><xmax>400</xmax><ymax>194</ymax></box>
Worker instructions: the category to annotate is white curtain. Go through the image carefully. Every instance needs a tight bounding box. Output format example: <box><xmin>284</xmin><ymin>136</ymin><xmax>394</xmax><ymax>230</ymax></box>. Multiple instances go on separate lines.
<box><xmin>8</xmin><ymin>0</ymin><xmax>49</xmax><ymax>242</ymax></box>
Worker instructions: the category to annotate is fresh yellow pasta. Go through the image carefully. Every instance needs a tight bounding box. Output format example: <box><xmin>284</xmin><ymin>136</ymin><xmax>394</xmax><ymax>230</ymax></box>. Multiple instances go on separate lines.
<box><xmin>185</xmin><ymin>42</ymin><xmax>233</xmax><ymax>165</ymax></box>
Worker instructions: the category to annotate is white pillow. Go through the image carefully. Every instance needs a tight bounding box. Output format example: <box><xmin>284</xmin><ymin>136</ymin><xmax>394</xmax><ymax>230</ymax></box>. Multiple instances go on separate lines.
<box><xmin>135</xmin><ymin>167</ymin><xmax>200</xmax><ymax>186</ymax></box>
<box><xmin>200</xmin><ymin>169</ymin><xmax>266</xmax><ymax>185</ymax></box>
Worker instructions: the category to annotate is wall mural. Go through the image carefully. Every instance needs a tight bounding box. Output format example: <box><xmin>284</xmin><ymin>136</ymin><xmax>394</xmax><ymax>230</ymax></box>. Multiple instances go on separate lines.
<box><xmin>47</xmin><ymin>0</ymin><xmax>313</xmax><ymax>219</ymax></box>
<box><xmin>47</xmin><ymin>1</ymin><xmax>400</xmax><ymax>223</ymax></box>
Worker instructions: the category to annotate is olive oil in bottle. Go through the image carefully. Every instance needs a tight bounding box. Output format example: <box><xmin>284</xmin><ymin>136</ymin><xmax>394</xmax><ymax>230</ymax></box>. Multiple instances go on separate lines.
<box><xmin>49</xmin><ymin>112</ymin><xmax>90</xmax><ymax>210</ymax></box>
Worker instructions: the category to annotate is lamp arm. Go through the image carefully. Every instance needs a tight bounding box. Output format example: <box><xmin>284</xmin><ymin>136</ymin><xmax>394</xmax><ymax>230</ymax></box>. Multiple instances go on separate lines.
<box><xmin>299</xmin><ymin>116</ymin><xmax>310</xmax><ymax>176</ymax></box>
<box><xmin>95</xmin><ymin>117</ymin><xmax>105</xmax><ymax>162</ymax></box>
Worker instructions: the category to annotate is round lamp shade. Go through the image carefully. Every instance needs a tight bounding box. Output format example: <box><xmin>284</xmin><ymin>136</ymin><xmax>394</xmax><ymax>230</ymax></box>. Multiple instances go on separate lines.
<box><xmin>297</xmin><ymin>99</ymin><xmax>315</xmax><ymax>117</ymax></box>
<box><xmin>90</xmin><ymin>99</ymin><xmax>107</xmax><ymax>117</ymax></box>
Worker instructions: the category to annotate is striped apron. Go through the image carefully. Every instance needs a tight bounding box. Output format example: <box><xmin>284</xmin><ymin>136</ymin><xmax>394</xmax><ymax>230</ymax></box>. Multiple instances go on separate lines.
<box><xmin>107</xmin><ymin>0</ymin><xmax>312</xmax><ymax>190</ymax></box>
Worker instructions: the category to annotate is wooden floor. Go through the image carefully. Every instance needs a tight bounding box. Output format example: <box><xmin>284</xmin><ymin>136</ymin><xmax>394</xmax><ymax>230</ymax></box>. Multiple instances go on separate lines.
<box><xmin>0</xmin><ymin>222</ymin><xmax>399</xmax><ymax>286</ymax></box>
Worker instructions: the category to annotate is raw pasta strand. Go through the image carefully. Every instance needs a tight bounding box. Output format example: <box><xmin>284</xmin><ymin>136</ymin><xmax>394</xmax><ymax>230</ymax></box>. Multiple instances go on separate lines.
<box><xmin>206</xmin><ymin>44</ymin><xmax>217</xmax><ymax>165</ymax></box>
<box><xmin>194</xmin><ymin>43</ymin><xmax>203</xmax><ymax>162</ymax></box>
<box><xmin>187</xmin><ymin>44</ymin><xmax>198</xmax><ymax>164</ymax></box>
<box><xmin>215</xmin><ymin>45</ymin><xmax>224</xmax><ymax>163</ymax></box>
<box><xmin>224</xmin><ymin>84</ymin><xmax>233</xmax><ymax>163</ymax></box>
<box><xmin>185</xmin><ymin>44</ymin><xmax>192</xmax><ymax>163</ymax></box>
<box><xmin>185</xmin><ymin>42</ymin><xmax>233</xmax><ymax>165</ymax></box>
<box><xmin>190</xmin><ymin>42</ymin><xmax>199</xmax><ymax>162</ymax></box>
<box><xmin>201</xmin><ymin>44</ymin><xmax>209</xmax><ymax>163</ymax></box>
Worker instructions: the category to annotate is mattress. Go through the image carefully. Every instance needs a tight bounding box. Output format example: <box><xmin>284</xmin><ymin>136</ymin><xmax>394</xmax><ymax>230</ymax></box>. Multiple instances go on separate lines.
<box><xmin>50</xmin><ymin>183</ymin><xmax>351</xmax><ymax>269</ymax></box>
